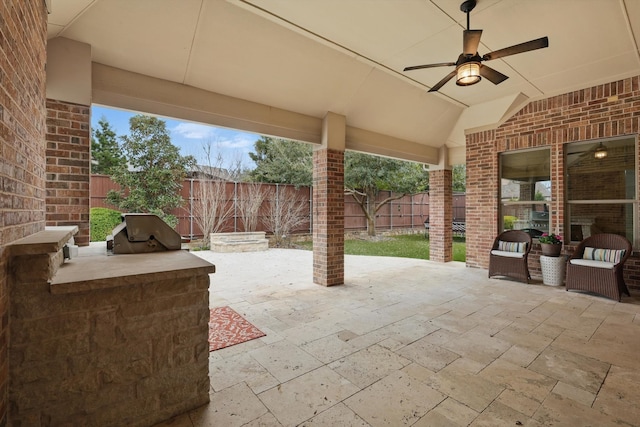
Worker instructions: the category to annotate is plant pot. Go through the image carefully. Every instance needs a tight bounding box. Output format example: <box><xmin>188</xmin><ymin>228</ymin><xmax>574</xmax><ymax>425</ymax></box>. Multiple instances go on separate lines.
<box><xmin>540</xmin><ymin>243</ymin><xmax>562</xmax><ymax>257</ymax></box>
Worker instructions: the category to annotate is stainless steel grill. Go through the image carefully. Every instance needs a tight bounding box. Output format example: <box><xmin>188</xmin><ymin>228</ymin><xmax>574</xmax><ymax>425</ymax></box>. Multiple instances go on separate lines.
<box><xmin>107</xmin><ymin>213</ymin><xmax>182</xmax><ymax>254</ymax></box>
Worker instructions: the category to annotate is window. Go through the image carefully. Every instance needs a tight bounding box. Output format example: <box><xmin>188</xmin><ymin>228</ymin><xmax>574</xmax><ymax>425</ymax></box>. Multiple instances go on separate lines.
<box><xmin>565</xmin><ymin>137</ymin><xmax>636</xmax><ymax>243</ymax></box>
<box><xmin>500</xmin><ymin>149</ymin><xmax>551</xmax><ymax>237</ymax></box>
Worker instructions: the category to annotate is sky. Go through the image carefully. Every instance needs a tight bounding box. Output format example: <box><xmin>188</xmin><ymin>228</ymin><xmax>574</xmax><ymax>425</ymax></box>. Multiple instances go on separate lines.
<box><xmin>91</xmin><ymin>105</ymin><xmax>260</xmax><ymax>169</ymax></box>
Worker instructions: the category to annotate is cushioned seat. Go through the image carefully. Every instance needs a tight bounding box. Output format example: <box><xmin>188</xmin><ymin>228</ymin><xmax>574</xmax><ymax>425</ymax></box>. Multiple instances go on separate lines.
<box><xmin>565</xmin><ymin>233</ymin><xmax>632</xmax><ymax>301</ymax></box>
<box><xmin>490</xmin><ymin>250</ymin><xmax>526</xmax><ymax>258</ymax></box>
<box><xmin>569</xmin><ymin>259</ymin><xmax>614</xmax><ymax>269</ymax></box>
<box><xmin>488</xmin><ymin>230</ymin><xmax>532</xmax><ymax>283</ymax></box>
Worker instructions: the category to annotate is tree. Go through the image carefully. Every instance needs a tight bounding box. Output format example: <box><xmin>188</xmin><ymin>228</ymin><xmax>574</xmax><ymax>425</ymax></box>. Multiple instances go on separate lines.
<box><xmin>248</xmin><ymin>137</ymin><xmax>429</xmax><ymax>237</ymax></box>
<box><xmin>106</xmin><ymin>115</ymin><xmax>196</xmax><ymax>227</ymax></box>
<box><xmin>452</xmin><ymin>164</ymin><xmax>466</xmax><ymax>192</ymax></box>
<box><xmin>345</xmin><ymin>152</ymin><xmax>428</xmax><ymax>236</ymax></box>
<box><xmin>199</xmin><ymin>139</ymin><xmax>250</xmax><ymax>182</ymax></box>
<box><xmin>249</xmin><ymin>136</ymin><xmax>312</xmax><ymax>187</ymax></box>
<box><xmin>262</xmin><ymin>185</ymin><xmax>309</xmax><ymax>247</ymax></box>
<box><xmin>91</xmin><ymin>116</ymin><xmax>125</xmax><ymax>175</ymax></box>
<box><xmin>237</xmin><ymin>182</ymin><xmax>266</xmax><ymax>232</ymax></box>
<box><xmin>191</xmin><ymin>148</ymin><xmax>236</xmax><ymax>248</ymax></box>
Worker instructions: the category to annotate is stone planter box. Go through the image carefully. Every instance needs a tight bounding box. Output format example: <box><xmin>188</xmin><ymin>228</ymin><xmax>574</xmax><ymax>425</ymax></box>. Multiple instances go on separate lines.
<box><xmin>210</xmin><ymin>232</ymin><xmax>269</xmax><ymax>252</ymax></box>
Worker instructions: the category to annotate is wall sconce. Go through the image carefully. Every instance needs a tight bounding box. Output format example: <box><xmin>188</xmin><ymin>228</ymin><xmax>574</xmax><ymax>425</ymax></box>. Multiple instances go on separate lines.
<box><xmin>456</xmin><ymin>62</ymin><xmax>481</xmax><ymax>86</ymax></box>
<box><xmin>594</xmin><ymin>142</ymin><xmax>607</xmax><ymax>159</ymax></box>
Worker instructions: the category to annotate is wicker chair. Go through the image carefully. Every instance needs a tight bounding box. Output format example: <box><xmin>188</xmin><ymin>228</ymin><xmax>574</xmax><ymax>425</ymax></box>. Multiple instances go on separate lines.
<box><xmin>488</xmin><ymin>230</ymin><xmax>532</xmax><ymax>283</ymax></box>
<box><xmin>565</xmin><ymin>233</ymin><xmax>632</xmax><ymax>301</ymax></box>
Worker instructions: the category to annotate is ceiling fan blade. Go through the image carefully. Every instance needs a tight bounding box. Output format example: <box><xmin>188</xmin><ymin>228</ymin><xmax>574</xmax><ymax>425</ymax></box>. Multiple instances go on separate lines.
<box><xmin>480</xmin><ymin>65</ymin><xmax>508</xmax><ymax>85</ymax></box>
<box><xmin>404</xmin><ymin>62</ymin><xmax>456</xmax><ymax>72</ymax></box>
<box><xmin>482</xmin><ymin>36</ymin><xmax>549</xmax><ymax>61</ymax></box>
<box><xmin>428</xmin><ymin>70</ymin><xmax>457</xmax><ymax>92</ymax></box>
<box><xmin>463</xmin><ymin>29</ymin><xmax>482</xmax><ymax>55</ymax></box>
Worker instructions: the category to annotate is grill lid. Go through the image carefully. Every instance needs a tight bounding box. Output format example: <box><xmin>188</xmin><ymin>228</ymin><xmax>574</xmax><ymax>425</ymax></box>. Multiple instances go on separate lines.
<box><xmin>107</xmin><ymin>213</ymin><xmax>182</xmax><ymax>254</ymax></box>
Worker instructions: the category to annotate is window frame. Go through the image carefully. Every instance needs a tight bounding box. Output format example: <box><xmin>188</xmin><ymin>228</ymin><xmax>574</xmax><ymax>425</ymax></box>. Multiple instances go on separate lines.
<box><xmin>499</xmin><ymin>148</ymin><xmax>552</xmax><ymax>237</ymax></box>
<box><xmin>564</xmin><ymin>136</ymin><xmax>637</xmax><ymax>246</ymax></box>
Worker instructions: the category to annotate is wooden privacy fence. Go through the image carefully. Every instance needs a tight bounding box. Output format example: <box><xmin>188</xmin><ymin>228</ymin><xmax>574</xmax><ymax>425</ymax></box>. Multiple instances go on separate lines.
<box><xmin>90</xmin><ymin>175</ymin><xmax>465</xmax><ymax>238</ymax></box>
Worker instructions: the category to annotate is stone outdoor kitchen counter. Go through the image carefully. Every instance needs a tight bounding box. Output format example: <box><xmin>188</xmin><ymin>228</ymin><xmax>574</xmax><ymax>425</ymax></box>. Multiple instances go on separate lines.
<box><xmin>50</xmin><ymin>247</ymin><xmax>216</xmax><ymax>294</ymax></box>
<box><xmin>8</xmin><ymin>227</ymin><xmax>216</xmax><ymax>426</ymax></box>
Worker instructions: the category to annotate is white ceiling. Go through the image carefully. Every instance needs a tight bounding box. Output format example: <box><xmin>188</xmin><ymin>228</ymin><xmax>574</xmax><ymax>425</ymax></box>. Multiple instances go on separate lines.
<box><xmin>47</xmin><ymin>0</ymin><xmax>640</xmax><ymax>157</ymax></box>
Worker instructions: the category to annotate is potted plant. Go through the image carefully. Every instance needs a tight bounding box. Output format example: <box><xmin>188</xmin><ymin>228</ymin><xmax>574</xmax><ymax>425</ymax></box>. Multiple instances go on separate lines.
<box><xmin>539</xmin><ymin>232</ymin><xmax>562</xmax><ymax>257</ymax></box>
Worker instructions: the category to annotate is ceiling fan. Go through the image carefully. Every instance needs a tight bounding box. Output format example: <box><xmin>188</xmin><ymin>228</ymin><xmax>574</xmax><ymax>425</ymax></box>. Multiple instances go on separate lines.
<box><xmin>403</xmin><ymin>0</ymin><xmax>549</xmax><ymax>92</ymax></box>
<box><xmin>567</xmin><ymin>142</ymin><xmax>608</xmax><ymax>160</ymax></box>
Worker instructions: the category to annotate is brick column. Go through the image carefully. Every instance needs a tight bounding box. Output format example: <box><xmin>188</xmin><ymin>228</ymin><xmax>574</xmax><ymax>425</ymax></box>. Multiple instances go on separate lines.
<box><xmin>313</xmin><ymin>113</ymin><xmax>345</xmax><ymax>286</ymax></box>
<box><xmin>0</xmin><ymin>1</ymin><xmax>48</xmax><ymax>425</ymax></box>
<box><xmin>46</xmin><ymin>100</ymin><xmax>91</xmax><ymax>246</ymax></box>
<box><xmin>465</xmin><ymin>130</ymin><xmax>498</xmax><ymax>269</ymax></box>
<box><xmin>429</xmin><ymin>168</ymin><xmax>453</xmax><ymax>262</ymax></box>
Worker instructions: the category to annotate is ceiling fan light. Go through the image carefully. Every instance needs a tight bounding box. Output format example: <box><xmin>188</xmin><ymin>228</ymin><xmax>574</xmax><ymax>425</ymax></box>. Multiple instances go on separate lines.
<box><xmin>594</xmin><ymin>143</ymin><xmax>607</xmax><ymax>159</ymax></box>
<box><xmin>456</xmin><ymin>62</ymin><xmax>481</xmax><ymax>86</ymax></box>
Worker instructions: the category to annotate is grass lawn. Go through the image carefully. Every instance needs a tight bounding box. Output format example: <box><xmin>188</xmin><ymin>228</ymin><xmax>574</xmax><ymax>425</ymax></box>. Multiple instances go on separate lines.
<box><xmin>297</xmin><ymin>234</ymin><xmax>466</xmax><ymax>262</ymax></box>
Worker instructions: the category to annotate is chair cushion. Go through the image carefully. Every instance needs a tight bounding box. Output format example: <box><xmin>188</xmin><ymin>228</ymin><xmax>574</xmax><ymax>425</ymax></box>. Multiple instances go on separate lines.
<box><xmin>498</xmin><ymin>240</ymin><xmax>527</xmax><ymax>253</ymax></box>
<box><xmin>570</xmin><ymin>258</ymin><xmax>614</xmax><ymax>269</ymax></box>
<box><xmin>491</xmin><ymin>250</ymin><xmax>525</xmax><ymax>258</ymax></box>
<box><xmin>583</xmin><ymin>247</ymin><xmax>625</xmax><ymax>263</ymax></box>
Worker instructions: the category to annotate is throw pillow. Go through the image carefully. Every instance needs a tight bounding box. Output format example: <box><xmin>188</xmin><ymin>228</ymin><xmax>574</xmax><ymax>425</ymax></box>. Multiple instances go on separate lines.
<box><xmin>498</xmin><ymin>240</ymin><xmax>527</xmax><ymax>253</ymax></box>
<box><xmin>583</xmin><ymin>247</ymin><xmax>625</xmax><ymax>263</ymax></box>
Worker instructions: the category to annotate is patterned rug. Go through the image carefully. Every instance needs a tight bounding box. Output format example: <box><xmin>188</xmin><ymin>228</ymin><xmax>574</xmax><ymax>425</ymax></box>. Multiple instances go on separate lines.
<box><xmin>208</xmin><ymin>306</ymin><xmax>266</xmax><ymax>351</ymax></box>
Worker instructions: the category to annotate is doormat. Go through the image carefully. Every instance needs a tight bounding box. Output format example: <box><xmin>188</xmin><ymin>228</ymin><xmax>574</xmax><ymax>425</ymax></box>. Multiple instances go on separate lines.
<box><xmin>209</xmin><ymin>306</ymin><xmax>266</xmax><ymax>351</ymax></box>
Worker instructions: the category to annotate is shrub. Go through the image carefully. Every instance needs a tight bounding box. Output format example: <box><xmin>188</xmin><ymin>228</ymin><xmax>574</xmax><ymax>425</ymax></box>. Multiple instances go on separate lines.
<box><xmin>90</xmin><ymin>207</ymin><xmax>123</xmax><ymax>241</ymax></box>
<box><xmin>503</xmin><ymin>215</ymin><xmax>518</xmax><ymax>230</ymax></box>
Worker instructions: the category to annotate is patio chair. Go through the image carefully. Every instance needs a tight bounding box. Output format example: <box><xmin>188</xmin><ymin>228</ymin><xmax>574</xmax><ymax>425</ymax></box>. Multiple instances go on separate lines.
<box><xmin>565</xmin><ymin>233</ymin><xmax>632</xmax><ymax>301</ymax></box>
<box><xmin>488</xmin><ymin>230</ymin><xmax>532</xmax><ymax>283</ymax></box>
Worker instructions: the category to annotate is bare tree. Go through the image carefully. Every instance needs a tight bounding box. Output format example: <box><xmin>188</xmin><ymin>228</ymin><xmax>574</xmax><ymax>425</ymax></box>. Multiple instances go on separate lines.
<box><xmin>262</xmin><ymin>185</ymin><xmax>308</xmax><ymax>247</ymax></box>
<box><xmin>191</xmin><ymin>178</ymin><xmax>233</xmax><ymax>248</ymax></box>
<box><xmin>237</xmin><ymin>182</ymin><xmax>265</xmax><ymax>232</ymax></box>
<box><xmin>190</xmin><ymin>143</ymin><xmax>238</xmax><ymax>247</ymax></box>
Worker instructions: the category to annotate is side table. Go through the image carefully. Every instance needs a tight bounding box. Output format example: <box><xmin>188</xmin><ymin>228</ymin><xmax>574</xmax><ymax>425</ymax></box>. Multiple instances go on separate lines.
<box><xmin>540</xmin><ymin>255</ymin><xmax>566</xmax><ymax>286</ymax></box>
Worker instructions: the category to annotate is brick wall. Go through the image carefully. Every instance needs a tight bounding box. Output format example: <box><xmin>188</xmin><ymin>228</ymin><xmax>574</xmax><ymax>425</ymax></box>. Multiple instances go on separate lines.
<box><xmin>429</xmin><ymin>169</ymin><xmax>453</xmax><ymax>262</ymax></box>
<box><xmin>312</xmin><ymin>148</ymin><xmax>344</xmax><ymax>286</ymax></box>
<box><xmin>0</xmin><ymin>0</ymin><xmax>48</xmax><ymax>425</ymax></box>
<box><xmin>466</xmin><ymin>76</ymin><xmax>640</xmax><ymax>289</ymax></box>
<box><xmin>46</xmin><ymin>100</ymin><xmax>91</xmax><ymax>246</ymax></box>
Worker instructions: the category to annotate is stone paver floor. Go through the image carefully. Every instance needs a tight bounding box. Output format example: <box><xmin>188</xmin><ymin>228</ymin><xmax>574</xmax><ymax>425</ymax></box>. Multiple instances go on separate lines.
<box><xmin>155</xmin><ymin>249</ymin><xmax>640</xmax><ymax>427</ymax></box>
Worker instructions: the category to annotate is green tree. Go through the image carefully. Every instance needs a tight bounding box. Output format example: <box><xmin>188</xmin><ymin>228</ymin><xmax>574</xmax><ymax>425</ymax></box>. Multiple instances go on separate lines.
<box><xmin>452</xmin><ymin>164</ymin><xmax>466</xmax><ymax>192</ymax></box>
<box><xmin>345</xmin><ymin>152</ymin><xmax>428</xmax><ymax>236</ymax></box>
<box><xmin>249</xmin><ymin>137</ymin><xmax>312</xmax><ymax>187</ymax></box>
<box><xmin>106</xmin><ymin>115</ymin><xmax>196</xmax><ymax>227</ymax></box>
<box><xmin>91</xmin><ymin>116</ymin><xmax>125</xmax><ymax>175</ymax></box>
